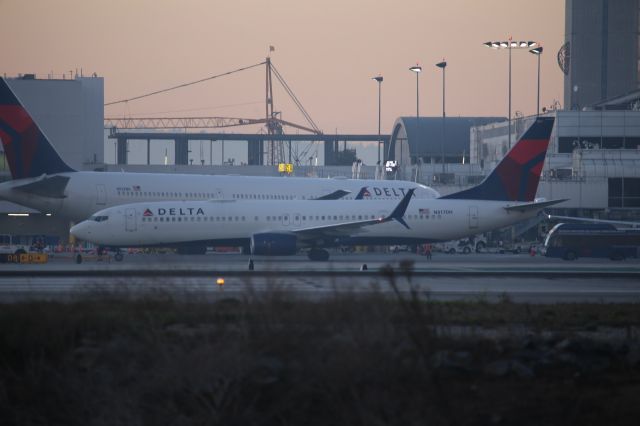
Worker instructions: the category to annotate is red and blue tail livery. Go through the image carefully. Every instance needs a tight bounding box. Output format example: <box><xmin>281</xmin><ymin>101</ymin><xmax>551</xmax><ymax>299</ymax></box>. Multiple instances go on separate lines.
<box><xmin>0</xmin><ymin>78</ymin><xmax>75</xmax><ymax>179</ymax></box>
<box><xmin>442</xmin><ymin>116</ymin><xmax>554</xmax><ymax>202</ymax></box>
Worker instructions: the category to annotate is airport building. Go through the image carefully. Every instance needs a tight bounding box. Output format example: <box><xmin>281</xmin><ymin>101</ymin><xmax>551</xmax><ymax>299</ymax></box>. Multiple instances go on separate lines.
<box><xmin>562</xmin><ymin>0</ymin><xmax>640</xmax><ymax>110</ymax></box>
<box><xmin>470</xmin><ymin>109</ymin><xmax>640</xmax><ymax>222</ymax></box>
<box><xmin>385</xmin><ymin>116</ymin><xmax>505</xmax><ymax>181</ymax></box>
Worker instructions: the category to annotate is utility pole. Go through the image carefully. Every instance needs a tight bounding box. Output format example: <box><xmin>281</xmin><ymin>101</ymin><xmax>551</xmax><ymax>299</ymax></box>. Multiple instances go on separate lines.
<box><xmin>265</xmin><ymin>56</ymin><xmax>275</xmax><ymax>165</ymax></box>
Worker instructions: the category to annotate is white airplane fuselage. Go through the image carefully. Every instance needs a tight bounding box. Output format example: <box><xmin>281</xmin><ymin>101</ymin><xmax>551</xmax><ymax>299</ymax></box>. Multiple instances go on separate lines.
<box><xmin>71</xmin><ymin>197</ymin><xmax>539</xmax><ymax>248</ymax></box>
<box><xmin>0</xmin><ymin>172</ymin><xmax>438</xmax><ymax>222</ymax></box>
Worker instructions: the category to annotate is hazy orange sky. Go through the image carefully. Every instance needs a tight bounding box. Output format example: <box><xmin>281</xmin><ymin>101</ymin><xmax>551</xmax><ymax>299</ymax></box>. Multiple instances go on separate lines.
<box><xmin>2</xmin><ymin>0</ymin><xmax>564</xmax><ymax>142</ymax></box>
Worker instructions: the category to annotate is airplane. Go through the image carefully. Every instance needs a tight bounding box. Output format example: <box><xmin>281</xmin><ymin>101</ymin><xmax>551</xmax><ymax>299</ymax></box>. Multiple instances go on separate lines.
<box><xmin>70</xmin><ymin>116</ymin><xmax>565</xmax><ymax>261</ymax></box>
<box><xmin>0</xmin><ymin>77</ymin><xmax>439</xmax><ymax>225</ymax></box>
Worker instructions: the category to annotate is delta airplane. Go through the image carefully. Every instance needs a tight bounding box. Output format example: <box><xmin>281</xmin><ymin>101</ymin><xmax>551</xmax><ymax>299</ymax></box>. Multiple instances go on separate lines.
<box><xmin>0</xmin><ymin>78</ymin><xmax>438</xmax><ymax>224</ymax></box>
<box><xmin>71</xmin><ymin>117</ymin><xmax>565</xmax><ymax>261</ymax></box>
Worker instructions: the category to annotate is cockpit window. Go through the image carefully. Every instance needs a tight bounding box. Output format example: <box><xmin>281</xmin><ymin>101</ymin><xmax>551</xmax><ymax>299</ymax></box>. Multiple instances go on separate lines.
<box><xmin>91</xmin><ymin>215</ymin><xmax>109</xmax><ymax>222</ymax></box>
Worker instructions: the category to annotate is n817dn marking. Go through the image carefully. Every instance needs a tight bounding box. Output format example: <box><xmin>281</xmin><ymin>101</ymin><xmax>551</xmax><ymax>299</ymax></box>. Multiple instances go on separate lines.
<box><xmin>71</xmin><ymin>117</ymin><xmax>564</xmax><ymax>261</ymax></box>
<box><xmin>0</xmin><ymin>78</ymin><xmax>438</xmax><ymax>224</ymax></box>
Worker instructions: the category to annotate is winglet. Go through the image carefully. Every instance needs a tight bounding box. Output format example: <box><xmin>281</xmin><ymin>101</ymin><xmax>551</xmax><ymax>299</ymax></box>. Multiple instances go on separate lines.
<box><xmin>384</xmin><ymin>188</ymin><xmax>414</xmax><ymax>229</ymax></box>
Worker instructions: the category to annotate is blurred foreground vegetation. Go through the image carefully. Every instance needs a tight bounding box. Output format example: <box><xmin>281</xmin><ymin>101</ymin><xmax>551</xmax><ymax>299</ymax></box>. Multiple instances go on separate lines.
<box><xmin>1</xmin><ymin>284</ymin><xmax>640</xmax><ymax>426</ymax></box>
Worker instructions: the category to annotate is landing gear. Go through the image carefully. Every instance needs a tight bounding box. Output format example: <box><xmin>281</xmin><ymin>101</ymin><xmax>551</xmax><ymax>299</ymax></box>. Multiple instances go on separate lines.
<box><xmin>307</xmin><ymin>248</ymin><xmax>330</xmax><ymax>261</ymax></box>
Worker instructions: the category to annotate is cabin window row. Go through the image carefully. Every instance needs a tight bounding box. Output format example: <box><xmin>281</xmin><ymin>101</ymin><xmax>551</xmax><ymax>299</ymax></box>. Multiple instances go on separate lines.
<box><xmin>117</xmin><ymin>191</ymin><xmax>215</xmax><ymax>198</ymax></box>
<box><xmin>141</xmin><ymin>216</ymin><xmax>247</xmax><ymax>222</ymax></box>
<box><xmin>140</xmin><ymin>213</ymin><xmax>436</xmax><ymax>223</ymax></box>
<box><xmin>233</xmin><ymin>194</ymin><xmax>295</xmax><ymax>200</ymax></box>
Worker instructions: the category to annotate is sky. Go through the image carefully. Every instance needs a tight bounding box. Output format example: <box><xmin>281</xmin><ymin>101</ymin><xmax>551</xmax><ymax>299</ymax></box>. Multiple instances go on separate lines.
<box><xmin>1</xmin><ymin>0</ymin><xmax>565</xmax><ymax>165</ymax></box>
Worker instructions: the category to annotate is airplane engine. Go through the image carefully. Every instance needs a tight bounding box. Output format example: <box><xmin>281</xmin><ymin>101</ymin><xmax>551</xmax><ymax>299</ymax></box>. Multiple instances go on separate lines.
<box><xmin>250</xmin><ymin>233</ymin><xmax>298</xmax><ymax>256</ymax></box>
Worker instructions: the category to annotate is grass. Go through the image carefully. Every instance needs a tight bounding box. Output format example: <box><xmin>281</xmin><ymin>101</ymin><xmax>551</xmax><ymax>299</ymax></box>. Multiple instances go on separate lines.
<box><xmin>0</xmin><ymin>276</ymin><xmax>639</xmax><ymax>425</ymax></box>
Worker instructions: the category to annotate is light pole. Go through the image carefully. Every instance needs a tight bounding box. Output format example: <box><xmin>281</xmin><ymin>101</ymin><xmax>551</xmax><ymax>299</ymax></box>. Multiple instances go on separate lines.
<box><xmin>529</xmin><ymin>46</ymin><xmax>543</xmax><ymax>116</ymax></box>
<box><xmin>483</xmin><ymin>39</ymin><xmax>538</xmax><ymax>148</ymax></box>
<box><xmin>409</xmin><ymin>65</ymin><xmax>422</xmax><ymax>118</ymax></box>
<box><xmin>372</xmin><ymin>76</ymin><xmax>383</xmax><ymax>165</ymax></box>
<box><xmin>435</xmin><ymin>60</ymin><xmax>447</xmax><ymax>174</ymax></box>
<box><xmin>409</xmin><ymin>65</ymin><xmax>422</xmax><ymax>166</ymax></box>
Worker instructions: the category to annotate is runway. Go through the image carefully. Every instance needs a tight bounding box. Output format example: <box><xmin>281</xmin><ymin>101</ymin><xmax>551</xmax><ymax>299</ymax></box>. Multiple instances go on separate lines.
<box><xmin>1</xmin><ymin>252</ymin><xmax>639</xmax><ymax>303</ymax></box>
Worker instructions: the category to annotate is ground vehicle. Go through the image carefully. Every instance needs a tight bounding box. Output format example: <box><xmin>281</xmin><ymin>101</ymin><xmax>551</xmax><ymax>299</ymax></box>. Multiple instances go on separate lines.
<box><xmin>442</xmin><ymin>236</ymin><xmax>488</xmax><ymax>254</ymax></box>
<box><xmin>544</xmin><ymin>223</ymin><xmax>640</xmax><ymax>260</ymax></box>
<box><xmin>497</xmin><ymin>242</ymin><xmax>523</xmax><ymax>254</ymax></box>
<box><xmin>0</xmin><ymin>234</ymin><xmax>30</xmax><ymax>255</ymax></box>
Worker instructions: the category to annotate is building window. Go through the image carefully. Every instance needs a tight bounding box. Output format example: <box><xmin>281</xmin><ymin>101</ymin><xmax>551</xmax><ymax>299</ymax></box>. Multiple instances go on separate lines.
<box><xmin>609</xmin><ymin>177</ymin><xmax>640</xmax><ymax>207</ymax></box>
<box><xmin>602</xmin><ymin>137</ymin><xmax>624</xmax><ymax>149</ymax></box>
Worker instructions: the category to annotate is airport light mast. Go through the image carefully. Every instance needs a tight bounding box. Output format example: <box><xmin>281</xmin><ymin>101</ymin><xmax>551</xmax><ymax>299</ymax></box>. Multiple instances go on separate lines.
<box><xmin>483</xmin><ymin>39</ymin><xmax>538</xmax><ymax>148</ymax></box>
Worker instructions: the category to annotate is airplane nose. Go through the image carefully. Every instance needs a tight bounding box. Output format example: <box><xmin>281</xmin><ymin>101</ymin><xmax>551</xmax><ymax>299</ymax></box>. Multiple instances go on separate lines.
<box><xmin>70</xmin><ymin>221</ymin><xmax>92</xmax><ymax>242</ymax></box>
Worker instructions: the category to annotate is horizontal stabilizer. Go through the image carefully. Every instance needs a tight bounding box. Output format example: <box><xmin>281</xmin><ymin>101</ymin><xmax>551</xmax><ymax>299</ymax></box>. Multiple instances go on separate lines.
<box><xmin>13</xmin><ymin>175</ymin><xmax>70</xmax><ymax>198</ymax></box>
<box><xmin>503</xmin><ymin>198</ymin><xmax>567</xmax><ymax>213</ymax></box>
<box><xmin>313</xmin><ymin>189</ymin><xmax>350</xmax><ymax>200</ymax></box>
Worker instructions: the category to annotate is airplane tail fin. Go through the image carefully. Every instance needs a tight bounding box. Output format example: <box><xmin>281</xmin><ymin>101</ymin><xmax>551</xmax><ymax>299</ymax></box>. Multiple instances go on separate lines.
<box><xmin>0</xmin><ymin>78</ymin><xmax>75</xmax><ymax>179</ymax></box>
<box><xmin>442</xmin><ymin>116</ymin><xmax>554</xmax><ymax>202</ymax></box>
<box><xmin>354</xmin><ymin>187</ymin><xmax>371</xmax><ymax>200</ymax></box>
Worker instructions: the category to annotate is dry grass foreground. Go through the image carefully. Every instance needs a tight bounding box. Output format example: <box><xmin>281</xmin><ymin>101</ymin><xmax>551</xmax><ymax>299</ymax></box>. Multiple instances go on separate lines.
<box><xmin>1</xmin><ymin>270</ymin><xmax>640</xmax><ymax>425</ymax></box>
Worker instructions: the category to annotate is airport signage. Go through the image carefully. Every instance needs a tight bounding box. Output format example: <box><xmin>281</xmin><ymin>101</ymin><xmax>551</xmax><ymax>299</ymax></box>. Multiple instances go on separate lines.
<box><xmin>278</xmin><ymin>163</ymin><xmax>293</xmax><ymax>174</ymax></box>
<box><xmin>0</xmin><ymin>253</ymin><xmax>49</xmax><ymax>264</ymax></box>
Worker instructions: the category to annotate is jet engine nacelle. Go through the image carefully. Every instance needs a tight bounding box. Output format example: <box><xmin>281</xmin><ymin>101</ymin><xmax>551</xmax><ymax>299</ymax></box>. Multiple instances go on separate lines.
<box><xmin>250</xmin><ymin>233</ymin><xmax>298</xmax><ymax>256</ymax></box>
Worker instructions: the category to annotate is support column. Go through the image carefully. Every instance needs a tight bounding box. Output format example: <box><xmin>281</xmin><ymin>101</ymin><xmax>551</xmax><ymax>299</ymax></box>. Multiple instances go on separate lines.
<box><xmin>247</xmin><ymin>138</ymin><xmax>263</xmax><ymax>165</ymax></box>
<box><xmin>116</xmin><ymin>137</ymin><xmax>128</xmax><ymax>165</ymax></box>
<box><xmin>146</xmin><ymin>139</ymin><xmax>151</xmax><ymax>165</ymax></box>
<box><xmin>174</xmin><ymin>137</ymin><xmax>189</xmax><ymax>165</ymax></box>
<box><xmin>323</xmin><ymin>139</ymin><xmax>337</xmax><ymax>166</ymax></box>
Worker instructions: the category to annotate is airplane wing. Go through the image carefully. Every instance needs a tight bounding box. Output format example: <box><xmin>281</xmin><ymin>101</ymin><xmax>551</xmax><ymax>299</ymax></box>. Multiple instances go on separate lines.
<box><xmin>11</xmin><ymin>175</ymin><xmax>70</xmax><ymax>198</ymax></box>
<box><xmin>292</xmin><ymin>188</ymin><xmax>415</xmax><ymax>240</ymax></box>
<box><xmin>546</xmin><ymin>214</ymin><xmax>640</xmax><ymax>228</ymax></box>
<box><xmin>503</xmin><ymin>198</ymin><xmax>567</xmax><ymax>213</ymax></box>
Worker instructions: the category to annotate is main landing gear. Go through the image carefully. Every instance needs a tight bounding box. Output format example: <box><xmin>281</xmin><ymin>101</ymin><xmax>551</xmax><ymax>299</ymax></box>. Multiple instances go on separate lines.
<box><xmin>307</xmin><ymin>248</ymin><xmax>330</xmax><ymax>261</ymax></box>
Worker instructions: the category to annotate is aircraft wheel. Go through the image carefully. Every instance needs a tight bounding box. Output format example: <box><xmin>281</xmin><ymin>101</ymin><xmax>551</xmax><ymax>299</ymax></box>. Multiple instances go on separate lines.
<box><xmin>307</xmin><ymin>248</ymin><xmax>330</xmax><ymax>261</ymax></box>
